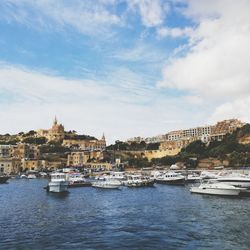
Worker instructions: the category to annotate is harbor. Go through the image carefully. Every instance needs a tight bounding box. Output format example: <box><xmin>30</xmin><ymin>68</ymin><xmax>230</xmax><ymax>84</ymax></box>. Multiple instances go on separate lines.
<box><xmin>0</xmin><ymin>176</ymin><xmax>250</xmax><ymax>250</ymax></box>
<box><xmin>1</xmin><ymin>1</ymin><xmax>250</xmax><ymax>248</ymax></box>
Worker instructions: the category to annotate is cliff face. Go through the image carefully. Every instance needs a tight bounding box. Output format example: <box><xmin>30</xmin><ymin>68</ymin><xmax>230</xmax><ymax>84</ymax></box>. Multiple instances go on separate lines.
<box><xmin>197</xmin><ymin>158</ymin><xmax>229</xmax><ymax>169</ymax></box>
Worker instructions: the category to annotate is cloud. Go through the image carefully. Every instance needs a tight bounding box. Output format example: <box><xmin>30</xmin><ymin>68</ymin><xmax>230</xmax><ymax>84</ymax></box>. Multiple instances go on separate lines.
<box><xmin>0</xmin><ymin>0</ymin><xmax>121</xmax><ymax>37</ymax></box>
<box><xmin>158</xmin><ymin>0</ymin><xmax>250</xmax><ymax>122</ymax></box>
<box><xmin>0</xmin><ymin>62</ymin><xmax>211</xmax><ymax>143</ymax></box>
<box><xmin>110</xmin><ymin>43</ymin><xmax>166</xmax><ymax>63</ymax></box>
<box><xmin>210</xmin><ymin>97</ymin><xmax>250</xmax><ymax>124</ymax></box>
<box><xmin>128</xmin><ymin>0</ymin><xmax>167</xmax><ymax>27</ymax></box>
<box><xmin>157</xmin><ymin>27</ymin><xmax>193</xmax><ymax>38</ymax></box>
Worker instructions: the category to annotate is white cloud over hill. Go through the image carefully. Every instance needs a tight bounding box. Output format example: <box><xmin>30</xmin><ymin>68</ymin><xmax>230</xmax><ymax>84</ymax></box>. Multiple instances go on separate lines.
<box><xmin>159</xmin><ymin>0</ymin><xmax>250</xmax><ymax>123</ymax></box>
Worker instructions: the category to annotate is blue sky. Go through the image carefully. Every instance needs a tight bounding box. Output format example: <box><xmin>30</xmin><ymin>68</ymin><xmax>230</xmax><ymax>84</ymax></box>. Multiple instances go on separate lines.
<box><xmin>0</xmin><ymin>0</ymin><xmax>249</xmax><ymax>143</ymax></box>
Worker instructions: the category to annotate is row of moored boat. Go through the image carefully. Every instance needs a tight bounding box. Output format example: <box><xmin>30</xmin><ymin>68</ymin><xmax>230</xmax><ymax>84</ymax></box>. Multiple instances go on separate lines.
<box><xmin>45</xmin><ymin>170</ymin><xmax>250</xmax><ymax>197</ymax></box>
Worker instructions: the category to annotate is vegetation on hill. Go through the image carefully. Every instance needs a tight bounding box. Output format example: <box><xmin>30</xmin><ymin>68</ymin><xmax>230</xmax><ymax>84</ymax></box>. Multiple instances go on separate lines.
<box><xmin>22</xmin><ymin>137</ymin><xmax>47</xmax><ymax>145</ymax></box>
<box><xmin>106</xmin><ymin>124</ymin><xmax>250</xmax><ymax>169</ymax></box>
<box><xmin>64</xmin><ymin>134</ymin><xmax>97</xmax><ymax>140</ymax></box>
<box><xmin>106</xmin><ymin>141</ymin><xmax>160</xmax><ymax>151</ymax></box>
<box><xmin>39</xmin><ymin>141</ymin><xmax>69</xmax><ymax>154</ymax></box>
<box><xmin>152</xmin><ymin>124</ymin><xmax>250</xmax><ymax>168</ymax></box>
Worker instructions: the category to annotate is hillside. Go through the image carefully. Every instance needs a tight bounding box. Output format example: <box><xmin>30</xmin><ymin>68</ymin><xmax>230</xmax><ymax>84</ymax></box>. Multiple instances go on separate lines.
<box><xmin>152</xmin><ymin>124</ymin><xmax>250</xmax><ymax>168</ymax></box>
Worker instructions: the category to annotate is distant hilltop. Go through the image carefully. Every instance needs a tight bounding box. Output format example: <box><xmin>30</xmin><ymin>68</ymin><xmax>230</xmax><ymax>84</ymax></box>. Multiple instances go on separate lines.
<box><xmin>126</xmin><ymin>119</ymin><xmax>245</xmax><ymax>144</ymax></box>
<box><xmin>107</xmin><ymin>121</ymin><xmax>250</xmax><ymax>169</ymax></box>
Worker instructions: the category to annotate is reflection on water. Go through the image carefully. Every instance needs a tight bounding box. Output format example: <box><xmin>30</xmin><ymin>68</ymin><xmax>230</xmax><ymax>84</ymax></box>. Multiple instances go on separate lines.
<box><xmin>0</xmin><ymin>179</ymin><xmax>250</xmax><ymax>250</ymax></box>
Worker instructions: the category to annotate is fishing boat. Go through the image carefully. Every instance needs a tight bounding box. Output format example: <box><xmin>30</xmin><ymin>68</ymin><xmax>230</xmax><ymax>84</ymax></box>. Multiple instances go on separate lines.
<box><xmin>47</xmin><ymin>173</ymin><xmax>69</xmax><ymax>193</ymax></box>
<box><xmin>190</xmin><ymin>181</ymin><xmax>245</xmax><ymax>196</ymax></box>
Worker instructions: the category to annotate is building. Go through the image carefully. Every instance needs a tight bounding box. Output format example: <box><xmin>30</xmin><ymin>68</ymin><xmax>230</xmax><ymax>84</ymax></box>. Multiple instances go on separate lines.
<box><xmin>210</xmin><ymin>119</ymin><xmax>244</xmax><ymax>141</ymax></box>
<box><xmin>37</xmin><ymin>117</ymin><xmax>65</xmax><ymax>142</ymax></box>
<box><xmin>21</xmin><ymin>159</ymin><xmax>46</xmax><ymax>171</ymax></box>
<box><xmin>12</xmin><ymin>144</ymin><xmax>40</xmax><ymax>160</ymax></box>
<box><xmin>145</xmin><ymin>135</ymin><xmax>167</xmax><ymax>144</ymax></box>
<box><xmin>126</xmin><ymin>136</ymin><xmax>145</xmax><ymax>144</ymax></box>
<box><xmin>165</xmin><ymin>119</ymin><xmax>243</xmax><ymax>143</ymax></box>
<box><xmin>63</xmin><ymin>137</ymin><xmax>106</xmax><ymax>151</ymax></box>
<box><xmin>0</xmin><ymin>145</ymin><xmax>13</xmax><ymax>158</ymax></box>
<box><xmin>127</xmin><ymin>135</ymin><xmax>167</xmax><ymax>144</ymax></box>
<box><xmin>67</xmin><ymin>150</ymin><xmax>104</xmax><ymax>167</ymax></box>
<box><xmin>166</xmin><ymin>130</ymin><xmax>184</xmax><ymax>141</ymax></box>
<box><xmin>0</xmin><ymin>158</ymin><xmax>22</xmax><ymax>174</ymax></box>
<box><xmin>84</xmin><ymin>162</ymin><xmax>112</xmax><ymax>171</ymax></box>
<box><xmin>166</xmin><ymin>126</ymin><xmax>213</xmax><ymax>141</ymax></box>
<box><xmin>63</xmin><ymin>133</ymin><xmax>106</xmax><ymax>151</ymax></box>
<box><xmin>183</xmin><ymin>125</ymin><xmax>212</xmax><ymax>138</ymax></box>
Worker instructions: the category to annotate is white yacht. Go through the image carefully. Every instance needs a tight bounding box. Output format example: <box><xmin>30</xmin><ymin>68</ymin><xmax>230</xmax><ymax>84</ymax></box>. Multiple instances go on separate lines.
<box><xmin>155</xmin><ymin>172</ymin><xmax>185</xmax><ymax>185</ymax></box>
<box><xmin>92</xmin><ymin>178</ymin><xmax>122</xmax><ymax>189</ymax></box>
<box><xmin>215</xmin><ymin>173</ymin><xmax>250</xmax><ymax>189</ymax></box>
<box><xmin>48</xmin><ymin>173</ymin><xmax>69</xmax><ymax>193</ymax></box>
<box><xmin>67</xmin><ymin>173</ymin><xmax>91</xmax><ymax>187</ymax></box>
<box><xmin>27</xmin><ymin>174</ymin><xmax>37</xmax><ymax>179</ymax></box>
<box><xmin>190</xmin><ymin>181</ymin><xmax>245</xmax><ymax>196</ymax></box>
<box><xmin>200</xmin><ymin>171</ymin><xmax>219</xmax><ymax>180</ymax></box>
<box><xmin>186</xmin><ymin>173</ymin><xmax>201</xmax><ymax>183</ymax></box>
<box><xmin>109</xmin><ymin>171</ymin><xmax>126</xmax><ymax>181</ymax></box>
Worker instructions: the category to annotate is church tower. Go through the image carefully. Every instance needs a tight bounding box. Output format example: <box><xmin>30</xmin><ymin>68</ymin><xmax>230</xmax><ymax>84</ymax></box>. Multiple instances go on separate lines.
<box><xmin>101</xmin><ymin>133</ymin><xmax>106</xmax><ymax>141</ymax></box>
<box><xmin>54</xmin><ymin>116</ymin><xmax>58</xmax><ymax>125</ymax></box>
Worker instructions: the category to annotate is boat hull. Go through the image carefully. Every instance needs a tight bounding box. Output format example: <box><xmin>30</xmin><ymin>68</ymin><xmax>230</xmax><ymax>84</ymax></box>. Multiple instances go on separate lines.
<box><xmin>125</xmin><ymin>180</ymin><xmax>155</xmax><ymax>187</ymax></box>
<box><xmin>92</xmin><ymin>184</ymin><xmax>120</xmax><ymax>189</ymax></box>
<box><xmin>216</xmin><ymin>180</ymin><xmax>250</xmax><ymax>189</ymax></box>
<box><xmin>0</xmin><ymin>176</ymin><xmax>9</xmax><ymax>184</ymax></box>
<box><xmin>68</xmin><ymin>181</ymin><xmax>92</xmax><ymax>188</ymax></box>
<box><xmin>190</xmin><ymin>187</ymin><xmax>241</xmax><ymax>196</ymax></box>
<box><xmin>156</xmin><ymin>178</ymin><xmax>185</xmax><ymax>185</ymax></box>
<box><xmin>186</xmin><ymin>177</ymin><xmax>201</xmax><ymax>183</ymax></box>
<box><xmin>48</xmin><ymin>181</ymin><xmax>68</xmax><ymax>193</ymax></box>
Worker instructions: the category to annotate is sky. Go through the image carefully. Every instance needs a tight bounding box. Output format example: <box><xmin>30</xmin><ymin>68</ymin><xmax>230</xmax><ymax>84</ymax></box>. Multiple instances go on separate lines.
<box><xmin>0</xmin><ymin>0</ymin><xmax>250</xmax><ymax>144</ymax></box>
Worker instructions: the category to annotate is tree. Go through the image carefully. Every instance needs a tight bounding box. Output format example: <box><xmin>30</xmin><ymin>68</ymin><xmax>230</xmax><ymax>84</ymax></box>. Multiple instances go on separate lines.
<box><xmin>25</xmin><ymin>130</ymin><xmax>36</xmax><ymax>137</ymax></box>
<box><xmin>128</xmin><ymin>157</ymin><xmax>151</xmax><ymax>168</ymax></box>
<box><xmin>22</xmin><ymin>137</ymin><xmax>47</xmax><ymax>145</ymax></box>
<box><xmin>184</xmin><ymin>140</ymin><xmax>206</xmax><ymax>155</ymax></box>
<box><xmin>146</xmin><ymin>143</ymin><xmax>160</xmax><ymax>150</ymax></box>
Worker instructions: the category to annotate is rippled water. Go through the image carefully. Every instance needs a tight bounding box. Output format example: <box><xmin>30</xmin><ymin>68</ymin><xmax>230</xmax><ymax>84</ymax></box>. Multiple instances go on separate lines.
<box><xmin>0</xmin><ymin>179</ymin><xmax>250</xmax><ymax>250</ymax></box>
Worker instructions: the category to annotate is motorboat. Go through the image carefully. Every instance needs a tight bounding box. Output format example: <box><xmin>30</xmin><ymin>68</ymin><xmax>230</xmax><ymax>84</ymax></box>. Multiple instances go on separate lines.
<box><xmin>20</xmin><ymin>174</ymin><xmax>28</xmax><ymax>179</ymax></box>
<box><xmin>27</xmin><ymin>174</ymin><xmax>37</xmax><ymax>179</ymax></box>
<box><xmin>0</xmin><ymin>175</ymin><xmax>10</xmax><ymax>184</ymax></box>
<box><xmin>186</xmin><ymin>173</ymin><xmax>201</xmax><ymax>183</ymax></box>
<box><xmin>124</xmin><ymin>174</ymin><xmax>154</xmax><ymax>187</ymax></box>
<box><xmin>92</xmin><ymin>178</ymin><xmax>122</xmax><ymax>189</ymax></box>
<box><xmin>200</xmin><ymin>171</ymin><xmax>219</xmax><ymax>180</ymax></box>
<box><xmin>190</xmin><ymin>181</ymin><xmax>245</xmax><ymax>196</ymax></box>
<box><xmin>39</xmin><ymin>172</ymin><xmax>48</xmax><ymax>178</ymax></box>
<box><xmin>67</xmin><ymin>173</ymin><xmax>92</xmax><ymax>187</ymax></box>
<box><xmin>47</xmin><ymin>173</ymin><xmax>69</xmax><ymax>193</ymax></box>
<box><xmin>215</xmin><ymin>173</ymin><xmax>250</xmax><ymax>189</ymax></box>
<box><xmin>155</xmin><ymin>172</ymin><xmax>185</xmax><ymax>185</ymax></box>
<box><xmin>109</xmin><ymin>171</ymin><xmax>126</xmax><ymax>181</ymax></box>
<box><xmin>150</xmin><ymin>170</ymin><xmax>162</xmax><ymax>180</ymax></box>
